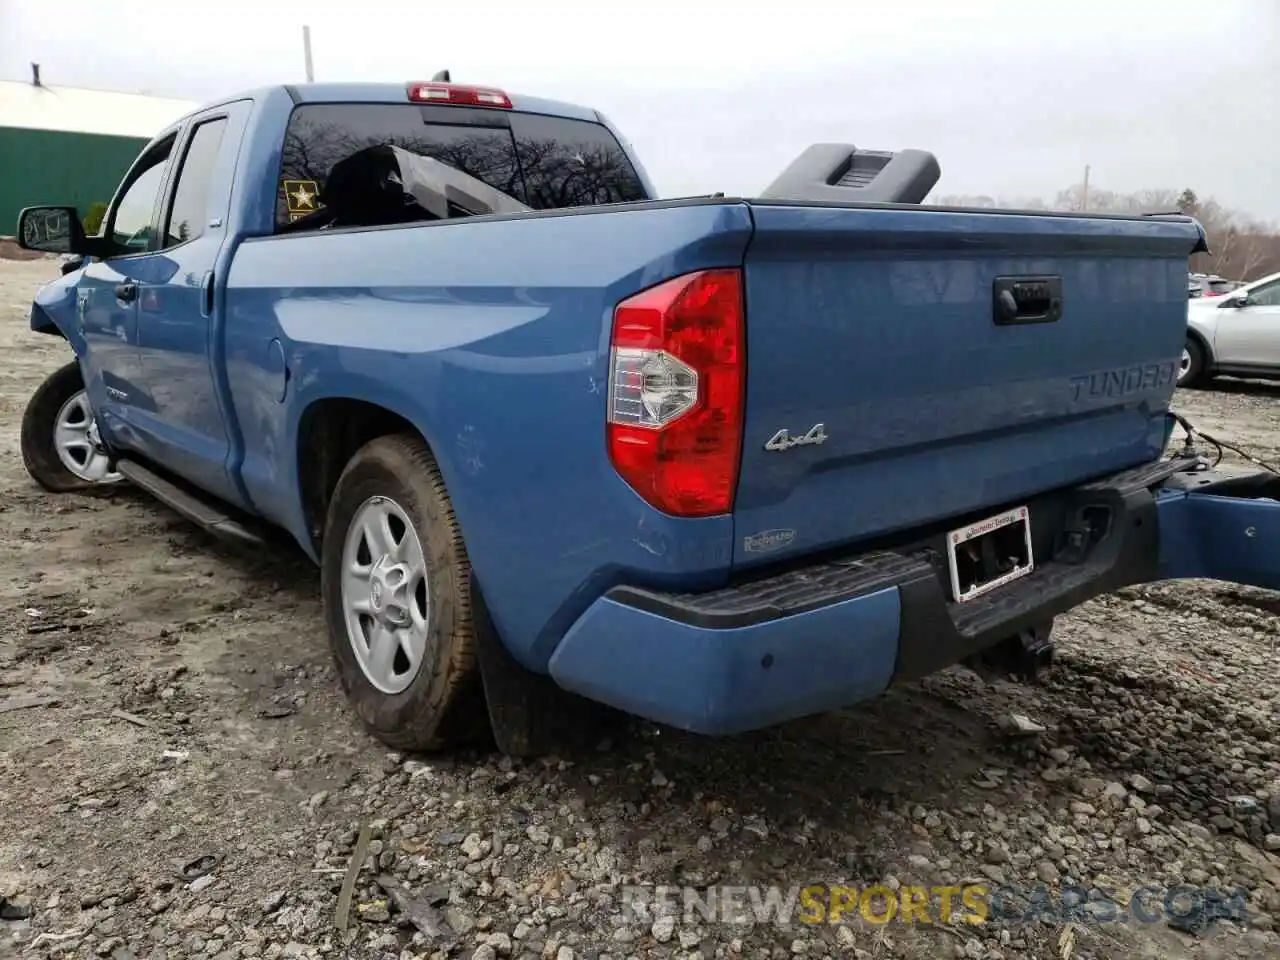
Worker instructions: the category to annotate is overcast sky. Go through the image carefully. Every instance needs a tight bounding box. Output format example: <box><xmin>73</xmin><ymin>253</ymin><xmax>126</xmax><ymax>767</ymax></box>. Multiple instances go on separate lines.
<box><xmin>2</xmin><ymin>0</ymin><xmax>1277</xmax><ymax>220</ymax></box>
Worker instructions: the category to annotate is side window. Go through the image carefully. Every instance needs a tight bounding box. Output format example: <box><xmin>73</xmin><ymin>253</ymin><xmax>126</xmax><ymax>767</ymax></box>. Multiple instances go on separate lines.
<box><xmin>109</xmin><ymin>138</ymin><xmax>174</xmax><ymax>253</ymax></box>
<box><xmin>1249</xmin><ymin>281</ymin><xmax>1280</xmax><ymax>308</ymax></box>
<box><xmin>163</xmin><ymin>118</ymin><xmax>229</xmax><ymax>248</ymax></box>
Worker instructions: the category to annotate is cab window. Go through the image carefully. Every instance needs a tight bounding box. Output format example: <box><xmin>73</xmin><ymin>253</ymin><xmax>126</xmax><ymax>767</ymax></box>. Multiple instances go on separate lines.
<box><xmin>109</xmin><ymin>137</ymin><xmax>174</xmax><ymax>253</ymax></box>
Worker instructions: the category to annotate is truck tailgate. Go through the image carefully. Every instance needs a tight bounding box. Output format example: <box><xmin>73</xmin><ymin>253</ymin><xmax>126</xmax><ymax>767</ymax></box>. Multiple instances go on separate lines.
<box><xmin>734</xmin><ymin>202</ymin><xmax>1204</xmax><ymax>566</ymax></box>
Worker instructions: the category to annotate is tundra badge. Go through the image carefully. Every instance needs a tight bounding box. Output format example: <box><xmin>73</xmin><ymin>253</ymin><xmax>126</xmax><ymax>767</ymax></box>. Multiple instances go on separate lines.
<box><xmin>764</xmin><ymin>423</ymin><xmax>828</xmax><ymax>452</ymax></box>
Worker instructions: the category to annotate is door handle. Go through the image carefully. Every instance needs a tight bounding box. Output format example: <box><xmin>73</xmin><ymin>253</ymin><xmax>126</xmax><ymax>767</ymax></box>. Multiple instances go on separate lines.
<box><xmin>993</xmin><ymin>276</ymin><xmax>1063</xmax><ymax>326</ymax></box>
<box><xmin>114</xmin><ymin>282</ymin><xmax>138</xmax><ymax>303</ymax></box>
<box><xmin>199</xmin><ymin>271</ymin><xmax>214</xmax><ymax>319</ymax></box>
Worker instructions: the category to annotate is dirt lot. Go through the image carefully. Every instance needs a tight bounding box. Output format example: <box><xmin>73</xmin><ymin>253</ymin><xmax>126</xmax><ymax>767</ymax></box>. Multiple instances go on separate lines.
<box><xmin>2</xmin><ymin>257</ymin><xmax>1279</xmax><ymax>960</ymax></box>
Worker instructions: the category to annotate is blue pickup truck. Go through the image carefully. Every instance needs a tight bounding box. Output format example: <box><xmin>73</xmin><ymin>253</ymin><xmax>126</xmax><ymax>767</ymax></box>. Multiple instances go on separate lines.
<box><xmin>15</xmin><ymin>80</ymin><xmax>1280</xmax><ymax>755</ymax></box>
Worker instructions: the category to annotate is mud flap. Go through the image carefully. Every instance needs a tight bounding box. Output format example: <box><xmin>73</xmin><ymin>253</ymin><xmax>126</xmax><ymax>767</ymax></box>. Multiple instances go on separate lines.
<box><xmin>1156</xmin><ymin>471</ymin><xmax>1280</xmax><ymax>590</ymax></box>
<box><xmin>470</xmin><ymin>574</ymin><xmax>622</xmax><ymax>757</ymax></box>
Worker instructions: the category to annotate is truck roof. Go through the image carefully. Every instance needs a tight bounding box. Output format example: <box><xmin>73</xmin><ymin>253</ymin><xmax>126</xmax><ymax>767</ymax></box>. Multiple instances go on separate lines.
<box><xmin>199</xmin><ymin>81</ymin><xmax>603</xmax><ymax>125</ymax></box>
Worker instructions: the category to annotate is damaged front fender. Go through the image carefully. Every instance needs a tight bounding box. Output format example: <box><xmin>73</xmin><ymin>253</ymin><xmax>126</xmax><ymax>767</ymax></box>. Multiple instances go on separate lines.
<box><xmin>30</xmin><ymin>302</ymin><xmax>64</xmax><ymax>338</ymax></box>
<box><xmin>29</xmin><ymin>269</ymin><xmax>84</xmax><ymax>348</ymax></box>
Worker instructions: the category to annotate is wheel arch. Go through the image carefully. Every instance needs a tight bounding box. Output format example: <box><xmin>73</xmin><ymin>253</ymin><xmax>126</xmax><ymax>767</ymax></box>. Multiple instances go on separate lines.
<box><xmin>1186</xmin><ymin>325</ymin><xmax>1214</xmax><ymax>367</ymax></box>
<box><xmin>294</xmin><ymin>396</ymin><xmax>438</xmax><ymax>555</ymax></box>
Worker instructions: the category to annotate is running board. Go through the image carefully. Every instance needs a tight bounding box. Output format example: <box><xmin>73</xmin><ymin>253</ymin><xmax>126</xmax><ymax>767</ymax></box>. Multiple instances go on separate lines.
<box><xmin>115</xmin><ymin>459</ymin><xmax>267</xmax><ymax>546</ymax></box>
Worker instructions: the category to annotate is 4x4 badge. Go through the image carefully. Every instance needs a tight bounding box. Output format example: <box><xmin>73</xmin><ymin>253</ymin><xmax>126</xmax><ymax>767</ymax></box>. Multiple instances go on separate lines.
<box><xmin>764</xmin><ymin>423</ymin><xmax>828</xmax><ymax>452</ymax></box>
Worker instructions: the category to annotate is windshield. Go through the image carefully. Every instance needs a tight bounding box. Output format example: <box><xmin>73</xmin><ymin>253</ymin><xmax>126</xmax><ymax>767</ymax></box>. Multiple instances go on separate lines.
<box><xmin>275</xmin><ymin>102</ymin><xmax>648</xmax><ymax>230</ymax></box>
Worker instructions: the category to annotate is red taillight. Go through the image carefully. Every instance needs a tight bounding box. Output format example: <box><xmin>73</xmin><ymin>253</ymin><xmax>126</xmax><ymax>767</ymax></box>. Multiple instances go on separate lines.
<box><xmin>606</xmin><ymin>269</ymin><xmax>745</xmax><ymax>517</ymax></box>
<box><xmin>406</xmin><ymin>82</ymin><xmax>512</xmax><ymax>108</ymax></box>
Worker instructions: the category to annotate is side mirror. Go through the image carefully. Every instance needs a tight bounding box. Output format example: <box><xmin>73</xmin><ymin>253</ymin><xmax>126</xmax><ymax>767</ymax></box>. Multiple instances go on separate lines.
<box><xmin>17</xmin><ymin>206</ymin><xmax>88</xmax><ymax>255</ymax></box>
<box><xmin>1229</xmin><ymin>293</ymin><xmax>1251</xmax><ymax>308</ymax></box>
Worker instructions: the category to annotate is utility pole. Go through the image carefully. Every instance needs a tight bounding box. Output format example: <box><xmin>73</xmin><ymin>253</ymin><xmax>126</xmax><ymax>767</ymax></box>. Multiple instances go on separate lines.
<box><xmin>302</xmin><ymin>25</ymin><xmax>315</xmax><ymax>82</ymax></box>
<box><xmin>1081</xmin><ymin>164</ymin><xmax>1090</xmax><ymax>212</ymax></box>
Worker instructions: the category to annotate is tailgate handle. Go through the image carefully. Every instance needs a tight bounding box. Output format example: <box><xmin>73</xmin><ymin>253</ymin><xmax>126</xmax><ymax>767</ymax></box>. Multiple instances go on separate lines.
<box><xmin>993</xmin><ymin>276</ymin><xmax>1063</xmax><ymax>326</ymax></box>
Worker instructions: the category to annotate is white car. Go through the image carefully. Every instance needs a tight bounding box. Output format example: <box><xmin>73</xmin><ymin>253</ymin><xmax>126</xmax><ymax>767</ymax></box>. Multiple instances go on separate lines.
<box><xmin>1180</xmin><ymin>270</ymin><xmax>1280</xmax><ymax>387</ymax></box>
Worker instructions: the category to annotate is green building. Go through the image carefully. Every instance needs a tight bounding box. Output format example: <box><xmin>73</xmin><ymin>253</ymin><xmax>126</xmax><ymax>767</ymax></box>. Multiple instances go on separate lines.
<box><xmin>0</xmin><ymin>79</ymin><xmax>197</xmax><ymax>237</ymax></box>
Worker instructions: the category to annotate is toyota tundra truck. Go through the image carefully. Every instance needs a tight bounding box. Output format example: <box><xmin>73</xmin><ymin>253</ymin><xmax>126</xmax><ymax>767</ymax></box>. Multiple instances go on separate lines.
<box><xmin>15</xmin><ymin>79</ymin><xmax>1280</xmax><ymax>755</ymax></box>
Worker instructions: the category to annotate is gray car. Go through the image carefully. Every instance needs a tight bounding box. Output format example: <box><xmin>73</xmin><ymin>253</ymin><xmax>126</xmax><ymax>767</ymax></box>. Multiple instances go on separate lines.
<box><xmin>1188</xmin><ymin>274</ymin><xmax>1235</xmax><ymax>299</ymax></box>
<box><xmin>1181</xmin><ymin>270</ymin><xmax>1280</xmax><ymax>386</ymax></box>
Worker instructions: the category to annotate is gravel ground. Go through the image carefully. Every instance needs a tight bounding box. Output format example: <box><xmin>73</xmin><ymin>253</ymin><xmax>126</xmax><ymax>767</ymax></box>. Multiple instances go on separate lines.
<box><xmin>2</xmin><ymin>257</ymin><xmax>1280</xmax><ymax>960</ymax></box>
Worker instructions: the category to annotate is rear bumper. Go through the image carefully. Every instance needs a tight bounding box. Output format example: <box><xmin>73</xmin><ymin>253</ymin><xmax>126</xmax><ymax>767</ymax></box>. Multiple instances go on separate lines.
<box><xmin>548</xmin><ymin>459</ymin><xmax>1184</xmax><ymax>735</ymax></box>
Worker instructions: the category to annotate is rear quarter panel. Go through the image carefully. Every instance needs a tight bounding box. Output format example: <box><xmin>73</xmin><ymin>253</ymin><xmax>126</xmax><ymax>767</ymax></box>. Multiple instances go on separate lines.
<box><xmin>223</xmin><ymin>201</ymin><xmax>752</xmax><ymax>669</ymax></box>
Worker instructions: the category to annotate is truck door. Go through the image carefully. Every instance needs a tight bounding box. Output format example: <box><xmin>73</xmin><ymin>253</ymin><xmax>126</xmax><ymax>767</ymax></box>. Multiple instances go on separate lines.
<box><xmin>1208</xmin><ymin>276</ymin><xmax>1280</xmax><ymax>368</ymax></box>
<box><xmin>76</xmin><ymin>134</ymin><xmax>177</xmax><ymax>432</ymax></box>
<box><xmin>128</xmin><ymin>101</ymin><xmax>252</xmax><ymax>506</ymax></box>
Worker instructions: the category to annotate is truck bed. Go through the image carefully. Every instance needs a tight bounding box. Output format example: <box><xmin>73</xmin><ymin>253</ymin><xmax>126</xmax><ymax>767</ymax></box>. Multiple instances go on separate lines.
<box><xmin>221</xmin><ymin>196</ymin><xmax>1203</xmax><ymax>671</ymax></box>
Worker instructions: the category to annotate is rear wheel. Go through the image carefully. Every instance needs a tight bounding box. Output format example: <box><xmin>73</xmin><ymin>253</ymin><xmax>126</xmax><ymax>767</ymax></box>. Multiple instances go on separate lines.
<box><xmin>21</xmin><ymin>360</ymin><xmax>123</xmax><ymax>493</ymax></box>
<box><xmin>1178</xmin><ymin>337</ymin><xmax>1209</xmax><ymax>388</ymax></box>
<box><xmin>321</xmin><ymin>434</ymin><xmax>485</xmax><ymax>751</ymax></box>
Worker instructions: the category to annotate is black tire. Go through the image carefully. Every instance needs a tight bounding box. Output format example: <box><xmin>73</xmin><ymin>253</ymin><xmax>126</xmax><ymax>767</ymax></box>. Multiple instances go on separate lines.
<box><xmin>21</xmin><ymin>359</ymin><xmax>120</xmax><ymax>493</ymax></box>
<box><xmin>1178</xmin><ymin>337</ymin><xmax>1209</xmax><ymax>389</ymax></box>
<box><xmin>321</xmin><ymin>433</ymin><xmax>485</xmax><ymax>751</ymax></box>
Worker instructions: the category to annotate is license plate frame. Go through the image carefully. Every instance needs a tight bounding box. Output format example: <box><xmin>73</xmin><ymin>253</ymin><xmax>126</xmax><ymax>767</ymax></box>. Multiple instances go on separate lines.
<box><xmin>946</xmin><ymin>506</ymin><xmax>1034</xmax><ymax>603</ymax></box>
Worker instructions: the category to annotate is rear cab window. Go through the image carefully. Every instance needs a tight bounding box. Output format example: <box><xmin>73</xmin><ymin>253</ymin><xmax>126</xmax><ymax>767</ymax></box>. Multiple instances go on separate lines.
<box><xmin>275</xmin><ymin>102</ymin><xmax>648</xmax><ymax>231</ymax></box>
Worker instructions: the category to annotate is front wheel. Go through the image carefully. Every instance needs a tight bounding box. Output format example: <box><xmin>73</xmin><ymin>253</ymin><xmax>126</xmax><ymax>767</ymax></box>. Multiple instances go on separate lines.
<box><xmin>320</xmin><ymin>434</ymin><xmax>485</xmax><ymax>751</ymax></box>
<box><xmin>1178</xmin><ymin>337</ymin><xmax>1209</xmax><ymax>389</ymax></box>
<box><xmin>21</xmin><ymin>360</ymin><xmax>123</xmax><ymax>492</ymax></box>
